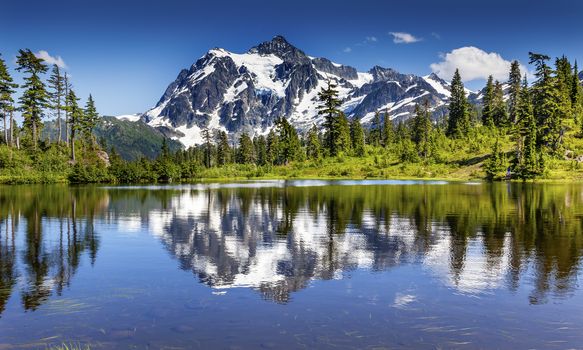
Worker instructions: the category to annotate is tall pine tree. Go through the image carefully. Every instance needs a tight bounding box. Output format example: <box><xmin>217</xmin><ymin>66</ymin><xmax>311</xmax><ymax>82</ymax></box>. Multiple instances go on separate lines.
<box><xmin>350</xmin><ymin>118</ymin><xmax>365</xmax><ymax>157</ymax></box>
<box><xmin>317</xmin><ymin>80</ymin><xmax>342</xmax><ymax>156</ymax></box>
<box><xmin>507</xmin><ymin>60</ymin><xmax>522</xmax><ymax>123</ymax></box>
<box><xmin>446</xmin><ymin>69</ymin><xmax>470</xmax><ymax>138</ymax></box>
<box><xmin>16</xmin><ymin>49</ymin><xmax>49</xmax><ymax>149</ymax></box>
<box><xmin>0</xmin><ymin>54</ymin><xmax>18</xmax><ymax>145</ymax></box>
<box><xmin>47</xmin><ymin>64</ymin><xmax>65</xmax><ymax>143</ymax></box>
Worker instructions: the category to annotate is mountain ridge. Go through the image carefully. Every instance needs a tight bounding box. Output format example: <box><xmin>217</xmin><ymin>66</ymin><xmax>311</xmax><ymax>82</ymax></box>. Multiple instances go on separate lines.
<box><xmin>130</xmin><ymin>36</ymin><xmax>473</xmax><ymax>147</ymax></box>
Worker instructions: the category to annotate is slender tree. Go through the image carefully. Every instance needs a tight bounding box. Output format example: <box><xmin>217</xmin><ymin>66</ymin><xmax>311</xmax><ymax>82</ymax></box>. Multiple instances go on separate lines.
<box><xmin>275</xmin><ymin>117</ymin><xmax>303</xmax><ymax>164</ymax></box>
<box><xmin>47</xmin><ymin>65</ymin><xmax>65</xmax><ymax>143</ymax></box>
<box><xmin>216</xmin><ymin>130</ymin><xmax>231</xmax><ymax>166</ymax></box>
<box><xmin>16</xmin><ymin>49</ymin><xmax>49</xmax><ymax>149</ymax></box>
<box><xmin>305</xmin><ymin>124</ymin><xmax>321</xmax><ymax>160</ymax></box>
<box><xmin>507</xmin><ymin>60</ymin><xmax>522</xmax><ymax>123</ymax></box>
<box><xmin>350</xmin><ymin>118</ymin><xmax>365</xmax><ymax>157</ymax></box>
<box><xmin>492</xmin><ymin>80</ymin><xmax>508</xmax><ymax>127</ymax></box>
<box><xmin>0</xmin><ymin>54</ymin><xmax>18</xmax><ymax>145</ymax></box>
<box><xmin>236</xmin><ymin>132</ymin><xmax>254</xmax><ymax>164</ymax></box>
<box><xmin>382</xmin><ymin>112</ymin><xmax>394</xmax><ymax>147</ymax></box>
<box><xmin>529</xmin><ymin>52</ymin><xmax>564</xmax><ymax>154</ymax></box>
<box><xmin>411</xmin><ymin>100</ymin><xmax>434</xmax><ymax>160</ymax></box>
<box><xmin>66</xmin><ymin>89</ymin><xmax>83</xmax><ymax>162</ymax></box>
<box><xmin>446</xmin><ymin>69</ymin><xmax>470</xmax><ymax>138</ymax></box>
<box><xmin>202</xmin><ymin>128</ymin><xmax>212</xmax><ymax>167</ymax></box>
<box><xmin>83</xmin><ymin>94</ymin><xmax>99</xmax><ymax>148</ymax></box>
<box><xmin>482</xmin><ymin>75</ymin><xmax>495</xmax><ymax>126</ymax></box>
<box><xmin>317</xmin><ymin>80</ymin><xmax>342</xmax><ymax>156</ymax></box>
<box><xmin>254</xmin><ymin>135</ymin><xmax>267</xmax><ymax>166</ymax></box>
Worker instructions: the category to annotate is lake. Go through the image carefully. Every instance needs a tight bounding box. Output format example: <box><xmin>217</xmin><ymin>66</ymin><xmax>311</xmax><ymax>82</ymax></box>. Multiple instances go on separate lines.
<box><xmin>1</xmin><ymin>180</ymin><xmax>583</xmax><ymax>349</ymax></box>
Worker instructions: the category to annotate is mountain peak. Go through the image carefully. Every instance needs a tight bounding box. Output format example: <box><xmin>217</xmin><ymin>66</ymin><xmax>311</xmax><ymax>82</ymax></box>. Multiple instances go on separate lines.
<box><xmin>249</xmin><ymin>35</ymin><xmax>309</xmax><ymax>63</ymax></box>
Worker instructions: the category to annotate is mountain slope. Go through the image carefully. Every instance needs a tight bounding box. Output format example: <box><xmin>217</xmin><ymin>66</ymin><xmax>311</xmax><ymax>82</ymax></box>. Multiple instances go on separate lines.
<box><xmin>137</xmin><ymin>36</ymin><xmax>458</xmax><ymax>147</ymax></box>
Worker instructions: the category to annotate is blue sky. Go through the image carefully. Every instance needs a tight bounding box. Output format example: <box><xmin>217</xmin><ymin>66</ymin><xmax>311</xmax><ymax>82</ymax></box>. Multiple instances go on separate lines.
<box><xmin>2</xmin><ymin>0</ymin><xmax>582</xmax><ymax>116</ymax></box>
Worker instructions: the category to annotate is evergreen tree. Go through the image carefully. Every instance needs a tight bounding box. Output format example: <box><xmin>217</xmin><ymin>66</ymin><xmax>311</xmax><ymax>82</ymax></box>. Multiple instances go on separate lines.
<box><xmin>336</xmin><ymin>112</ymin><xmax>352</xmax><ymax>154</ymax></box>
<box><xmin>482</xmin><ymin>75</ymin><xmax>495</xmax><ymax>126</ymax></box>
<box><xmin>514</xmin><ymin>77</ymin><xmax>540</xmax><ymax>179</ymax></box>
<box><xmin>570</xmin><ymin>61</ymin><xmax>583</xmax><ymax>126</ymax></box>
<box><xmin>16</xmin><ymin>49</ymin><xmax>49</xmax><ymax>149</ymax></box>
<box><xmin>411</xmin><ymin>100</ymin><xmax>434</xmax><ymax>161</ymax></box>
<box><xmin>350</xmin><ymin>118</ymin><xmax>365</xmax><ymax>157</ymax></box>
<box><xmin>492</xmin><ymin>80</ymin><xmax>509</xmax><ymax>127</ymax></box>
<box><xmin>369</xmin><ymin>112</ymin><xmax>382</xmax><ymax>146</ymax></box>
<box><xmin>236</xmin><ymin>132</ymin><xmax>254</xmax><ymax>164</ymax></box>
<box><xmin>382</xmin><ymin>112</ymin><xmax>394</xmax><ymax>147</ymax></box>
<box><xmin>529</xmin><ymin>52</ymin><xmax>564</xmax><ymax>155</ymax></box>
<box><xmin>47</xmin><ymin>64</ymin><xmax>65</xmax><ymax>143</ymax></box>
<box><xmin>202</xmin><ymin>128</ymin><xmax>212</xmax><ymax>167</ymax></box>
<box><xmin>305</xmin><ymin>124</ymin><xmax>321</xmax><ymax>159</ymax></box>
<box><xmin>507</xmin><ymin>60</ymin><xmax>522</xmax><ymax>123</ymax></box>
<box><xmin>66</xmin><ymin>89</ymin><xmax>83</xmax><ymax>162</ymax></box>
<box><xmin>446</xmin><ymin>69</ymin><xmax>470</xmax><ymax>138</ymax></box>
<box><xmin>275</xmin><ymin>117</ymin><xmax>303</xmax><ymax>164</ymax></box>
<box><xmin>83</xmin><ymin>94</ymin><xmax>99</xmax><ymax>148</ymax></box>
<box><xmin>266</xmin><ymin>130</ymin><xmax>279</xmax><ymax>165</ymax></box>
<box><xmin>317</xmin><ymin>80</ymin><xmax>342</xmax><ymax>156</ymax></box>
<box><xmin>484</xmin><ymin>138</ymin><xmax>506</xmax><ymax>180</ymax></box>
<box><xmin>216</xmin><ymin>130</ymin><xmax>231</xmax><ymax>166</ymax></box>
<box><xmin>0</xmin><ymin>54</ymin><xmax>18</xmax><ymax>145</ymax></box>
<box><xmin>254</xmin><ymin>135</ymin><xmax>267</xmax><ymax>166</ymax></box>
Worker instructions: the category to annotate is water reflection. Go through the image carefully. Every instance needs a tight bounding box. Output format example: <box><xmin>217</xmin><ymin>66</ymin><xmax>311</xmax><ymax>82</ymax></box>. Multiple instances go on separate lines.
<box><xmin>0</xmin><ymin>182</ymin><xmax>582</xmax><ymax>314</ymax></box>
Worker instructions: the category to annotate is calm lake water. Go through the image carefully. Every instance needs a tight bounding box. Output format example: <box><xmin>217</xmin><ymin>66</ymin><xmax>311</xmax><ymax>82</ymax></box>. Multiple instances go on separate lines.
<box><xmin>1</xmin><ymin>180</ymin><xmax>583</xmax><ymax>349</ymax></box>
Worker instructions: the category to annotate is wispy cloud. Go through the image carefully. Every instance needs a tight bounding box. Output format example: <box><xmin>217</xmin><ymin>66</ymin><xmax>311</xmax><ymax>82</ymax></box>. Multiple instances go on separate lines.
<box><xmin>430</xmin><ymin>46</ymin><xmax>530</xmax><ymax>82</ymax></box>
<box><xmin>343</xmin><ymin>47</ymin><xmax>352</xmax><ymax>53</ymax></box>
<box><xmin>35</xmin><ymin>50</ymin><xmax>67</xmax><ymax>69</ymax></box>
<box><xmin>431</xmin><ymin>32</ymin><xmax>441</xmax><ymax>40</ymax></box>
<box><xmin>365</xmin><ymin>36</ymin><xmax>378</xmax><ymax>43</ymax></box>
<box><xmin>389</xmin><ymin>32</ymin><xmax>422</xmax><ymax>44</ymax></box>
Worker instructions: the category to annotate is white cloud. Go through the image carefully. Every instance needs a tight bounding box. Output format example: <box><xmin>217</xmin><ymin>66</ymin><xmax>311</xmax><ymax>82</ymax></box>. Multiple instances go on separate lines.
<box><xmin>35</xmin><ymin>50</ymin><xmax>67</xmax><ymax>69</ymax></box>
<box><xmin>431</xmin><ymin>32</ymin><xmax>441</xmax><ymax>40</ymax></box>
<box><xmin>365</xmin><ymin>36</ymin><xmax>378</xmax><ymax>42</ymax></box>
<box><xmin>343</xmin><ymin>47</ymin><xmax>352</xmax><ymax>53</ymax></box>
<box><xmin>430</xmin><ymin>46</ymin><xmax>529</xmax><ymax>82</ymax></box>
<box><xmin>389</xmin><ymin>32</ymin><xmax>422</xmax><ymax>44</ymax></box>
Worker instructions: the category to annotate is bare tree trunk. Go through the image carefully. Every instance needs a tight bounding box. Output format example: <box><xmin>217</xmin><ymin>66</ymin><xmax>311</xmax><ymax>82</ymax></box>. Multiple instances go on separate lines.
<box><xmin>71</xmin><ymin>131</ymin><xmax>75</xmax><ymax>162</ymax></box>
<box><xmin>32</xmin><ymin>120</ymin><xmax>37</xmax><ymax>150</ymax></box>
<box><xmin>64</xmin><ymin>73</ymin><xmax>69</xmax><ymax>145</ymax></box>
<box><xmin>3</xmin><ymin>114</ymin><xmax>7</xmax><ymax>145</ymax></box>
<box><xmin>9</xmin><ymin>109</ymin><xmax>14</xmax><ymax>147</ymax></box>
<box><xmin>57</xmin><ymin>105</ymin><xmax>62</xmax><ymax>144</ymax></box>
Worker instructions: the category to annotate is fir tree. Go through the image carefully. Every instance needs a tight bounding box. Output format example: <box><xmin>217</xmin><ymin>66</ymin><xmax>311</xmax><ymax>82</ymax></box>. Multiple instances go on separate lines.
<box><xmin>317</xmin><ymin>80</ymin><xmax>342</xmax><ymax>156</ymax></box>
<box><xmin>266</xmin><ymin>130</ymin><xmax>279</xmax><ymax>165</ymax></box>
<box><xmin>83</xmin><ymin>94</ymin><xmax>99</xmax><ymax>148</ymax></box>
<box><xmin>350</xmin><ymin>118</ymin><xmax>365</xmax><ymax>157</ymax></box>
<box><xmin>492</xmin><ymin>80</ymin><xmax>508</xmax><ymax>127</ymax></box>
<box><xmin>0</xmin><ymin>54</ymin><xmax>18</xmax><ymax>145</ymax></box>
<box><xmin>482</xmin><ymin>75</ymin><xmax>495</xmax><ymax>126</ymax></box>
<box><xmin>507</xmin><ymin>60</ymin><xmax>522</xmax><ymax>123</ymax></box>
<box><xmin>275</xmin><ymin>117</ymin><xmax>303</xmax><ymax>164</ymax></box>
<box><xmin>382</xmin><ymin>112</ymin><xmax>394</xmax><ymax>147</ymax></box>
<box><xmin>484</xmin><ymin>138</ymin><xmax>506</xmax><ymax>180</ymax></box>
<box><xmin>254</xmin><ymin>135</ymin><xmax>267</xmax><ymax>166</ymax></box>
<box><xmin>529</xmin><ymin>52</ymin><xmax>564</xmax><ymax>155</ymax></box>
<box><xmin>514</xmin><ymin>77</ymin><xmax>540</xmax><ymax>179</ymax></box>
<box><xmin>216</xmin><ymin>130</ymin><xmax>231</xmax><ymax>166</ymax></box>
<box><xmin>305</xmin><ymin>124</ymin><xmax>321</xmax><ymax>160</ymax></box>
<box><xmin>570</xmin><ymin>61</ymin><xmax>583</xmax><ymax>127</ymax></box>
<box><xmin>47</xmin><ymin>64</ymin><xmax>65</xmax><ymax>143</ymax></box>
<box><xmin>16</xmin><ymin>49</ymin><xmax>49</xmax><ymax>149</ymax></box>
<box><xmin>446</xmin><ymin>69</ymin><xmax>470</xmax><ymax>138</ymax></box>
<box><xmin>236</xmin><ymin>132</ymin><xmax>254</xmax><ymax>164</ymax></box>
<box><xmin>202</xmin><ymin>128</ymin><xmax>212</xmax><ymax>167</ymax></box>
<box><xmin>336</xmin><ymin>112</ymin><xmax>352</xmax><ymax>154</ymax></box>
<box><xmin>369</xmin><ymin>112</ymin><xmax>382</xmax><ymax>146</ymax></box>
<box><xmin>411</xmin><ymin>100</ymin><xmax>434</xmax><ymax>161</ymax></box>
<box><xmin>66</xmin><ymin>89</ymin><xmax>83</xmax><ymax>162</ymax></box>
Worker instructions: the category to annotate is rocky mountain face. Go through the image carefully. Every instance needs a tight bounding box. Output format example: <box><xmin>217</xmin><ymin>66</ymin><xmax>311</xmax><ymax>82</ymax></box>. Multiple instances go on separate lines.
<box><xmin>136</xmin><ymin>36</ymin><xmax>458</xmax><ymax>148</ymax></box>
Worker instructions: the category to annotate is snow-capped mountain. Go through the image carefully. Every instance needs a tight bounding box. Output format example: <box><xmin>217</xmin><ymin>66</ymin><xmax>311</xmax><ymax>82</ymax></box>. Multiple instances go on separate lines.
<box><xmin>136</xmin><ymin>36</ymin><xmax>456</xmax><ymax>148</ymax></box>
